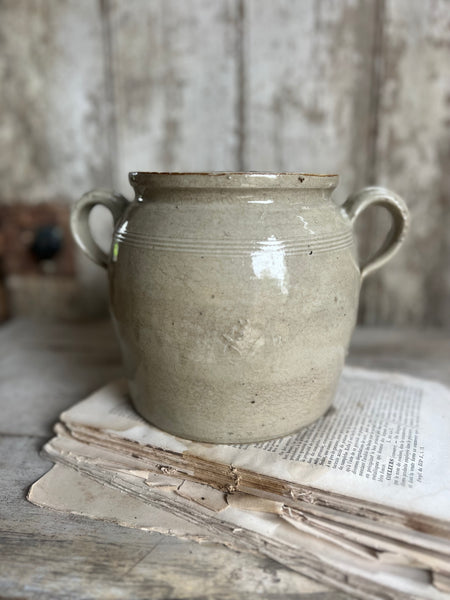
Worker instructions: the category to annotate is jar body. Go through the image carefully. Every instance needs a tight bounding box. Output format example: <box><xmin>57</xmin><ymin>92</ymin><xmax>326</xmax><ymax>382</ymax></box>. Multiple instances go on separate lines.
<box><xmin>108</xmin><ymin>174</ymin><xmax>360</xmax><ymax>443</ymax></box>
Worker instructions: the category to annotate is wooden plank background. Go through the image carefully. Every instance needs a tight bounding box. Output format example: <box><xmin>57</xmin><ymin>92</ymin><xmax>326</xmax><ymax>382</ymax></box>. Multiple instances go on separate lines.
<box><xmin>0</xmin><ymin>0</ymin><xmax>449</xmax><ymax>327</ymax></box>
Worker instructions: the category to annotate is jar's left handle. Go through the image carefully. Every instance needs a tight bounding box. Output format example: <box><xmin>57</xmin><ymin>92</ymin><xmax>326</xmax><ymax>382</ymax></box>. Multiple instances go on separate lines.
<box><xmin>70</xmin><ymin>189</ymin><xmax>129</xmax><ymax>268</ymax></box>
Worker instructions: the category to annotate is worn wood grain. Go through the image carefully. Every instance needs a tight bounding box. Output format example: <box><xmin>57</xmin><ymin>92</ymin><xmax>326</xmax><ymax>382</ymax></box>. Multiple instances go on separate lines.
<box><xmin>360</xmin><ymin>0</ymin><xmax>450</xmax><ymax>327</ymax></box>
<box><xmin>108</xmin><ymin>0</ymin><xmax>241</xmax><ymax>195</ymax></box>
<box><xmin>349</xmin><ymin>327</ymin><xmax>450</xmax><ymax>386</ymax></box>
<box><xmin>242</xmin><ymin>0</ymin><xmax>377</xmax><ymax>205</ymax></box>
<box><xmin>0</xmin><ymin>318</ymin><xmax>122</xmax><ymax>437</ymax></box>
<box><xmin>0</xmin><ymin>0</ymin><xmax>113</xmax><ymax>203</ymax></box>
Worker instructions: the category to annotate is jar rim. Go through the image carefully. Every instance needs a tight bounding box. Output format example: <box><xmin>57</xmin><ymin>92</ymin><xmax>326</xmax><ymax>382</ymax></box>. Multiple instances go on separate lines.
<box><xmin>129</xmin><ymin>171</ymin><xmax>339</xmax><ymax>190</ymax></box>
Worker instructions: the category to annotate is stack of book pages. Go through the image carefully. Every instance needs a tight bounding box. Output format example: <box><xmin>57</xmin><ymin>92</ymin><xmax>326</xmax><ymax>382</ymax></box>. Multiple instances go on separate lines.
<box><xmin>29</xmin><ymin>367</ymin><xmax>450</xmax><ymax>599</ymax></box>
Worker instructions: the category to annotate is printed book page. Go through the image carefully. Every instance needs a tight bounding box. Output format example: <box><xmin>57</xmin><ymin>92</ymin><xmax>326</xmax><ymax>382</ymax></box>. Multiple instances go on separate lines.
<box><xmin>60</xmin><ymin>367</ymin><xmax>450</xmax><ymax>522</ymax></box>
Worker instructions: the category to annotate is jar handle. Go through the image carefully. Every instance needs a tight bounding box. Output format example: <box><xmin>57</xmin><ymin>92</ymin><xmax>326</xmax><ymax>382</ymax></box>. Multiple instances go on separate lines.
<box><xmin>342</xmin><ymin>186</ymin><xmax>409</xmax><ymax>280</ymax></box>
<box><xmin>70</xmin><ymin>189</ymin><xmax>129</xmax><ymax>269</ymax></box>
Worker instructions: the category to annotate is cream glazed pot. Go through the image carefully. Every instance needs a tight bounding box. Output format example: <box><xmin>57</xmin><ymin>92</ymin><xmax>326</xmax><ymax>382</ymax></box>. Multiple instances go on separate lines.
<box><xmin>71</xmin><ymin>173</ymin><xmax>409</xmax><ymax>443</ymax></box>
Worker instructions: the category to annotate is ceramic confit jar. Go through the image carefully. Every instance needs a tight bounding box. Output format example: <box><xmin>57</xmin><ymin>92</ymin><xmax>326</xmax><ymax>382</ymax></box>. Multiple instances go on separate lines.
<box><xmin>71</xmin><ymin>173</ymin><xmax>409</xmax><ymax>443</ymax></box>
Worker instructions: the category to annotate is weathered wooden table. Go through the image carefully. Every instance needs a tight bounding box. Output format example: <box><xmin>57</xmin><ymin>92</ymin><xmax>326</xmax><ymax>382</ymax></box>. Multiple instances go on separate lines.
<box><xmin>1</xmin><ymin>319</ymin><xmax>449</xmax><ymax>599</ymax></box>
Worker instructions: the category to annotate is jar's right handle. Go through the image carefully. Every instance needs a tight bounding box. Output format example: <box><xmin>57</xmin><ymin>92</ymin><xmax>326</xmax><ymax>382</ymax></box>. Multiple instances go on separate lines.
<box><xmin>342</xmin><ymin>186</ymin><xmax>409</xmax><ymax>280</ymax></box>
<box><xmin>71</xmin><ymin>189</ymin><xmax>129</xmax><ymax>269</ymax></box>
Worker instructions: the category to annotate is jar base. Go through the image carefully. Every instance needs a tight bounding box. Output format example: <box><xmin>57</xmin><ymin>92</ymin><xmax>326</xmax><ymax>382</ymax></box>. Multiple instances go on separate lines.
<box><xmin>130</xmin><ymin>396</ymin><xmax>332</xmax><ymax>445</ymax></box>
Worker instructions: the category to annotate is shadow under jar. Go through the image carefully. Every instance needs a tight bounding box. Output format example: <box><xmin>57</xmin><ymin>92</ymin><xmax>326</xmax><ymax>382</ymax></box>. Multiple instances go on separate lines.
<box><xmin>71</xmin><ymin>172</ymin><xmax>409</xmax><ymax>443</ymax></box>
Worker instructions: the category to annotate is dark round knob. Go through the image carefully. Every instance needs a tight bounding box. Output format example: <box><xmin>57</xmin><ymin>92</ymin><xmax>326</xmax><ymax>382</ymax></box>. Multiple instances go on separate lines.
<box><xmin>30</xmin><ymin>225</ymin><xmax>63</xmax><ymax>261</ymax></box>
